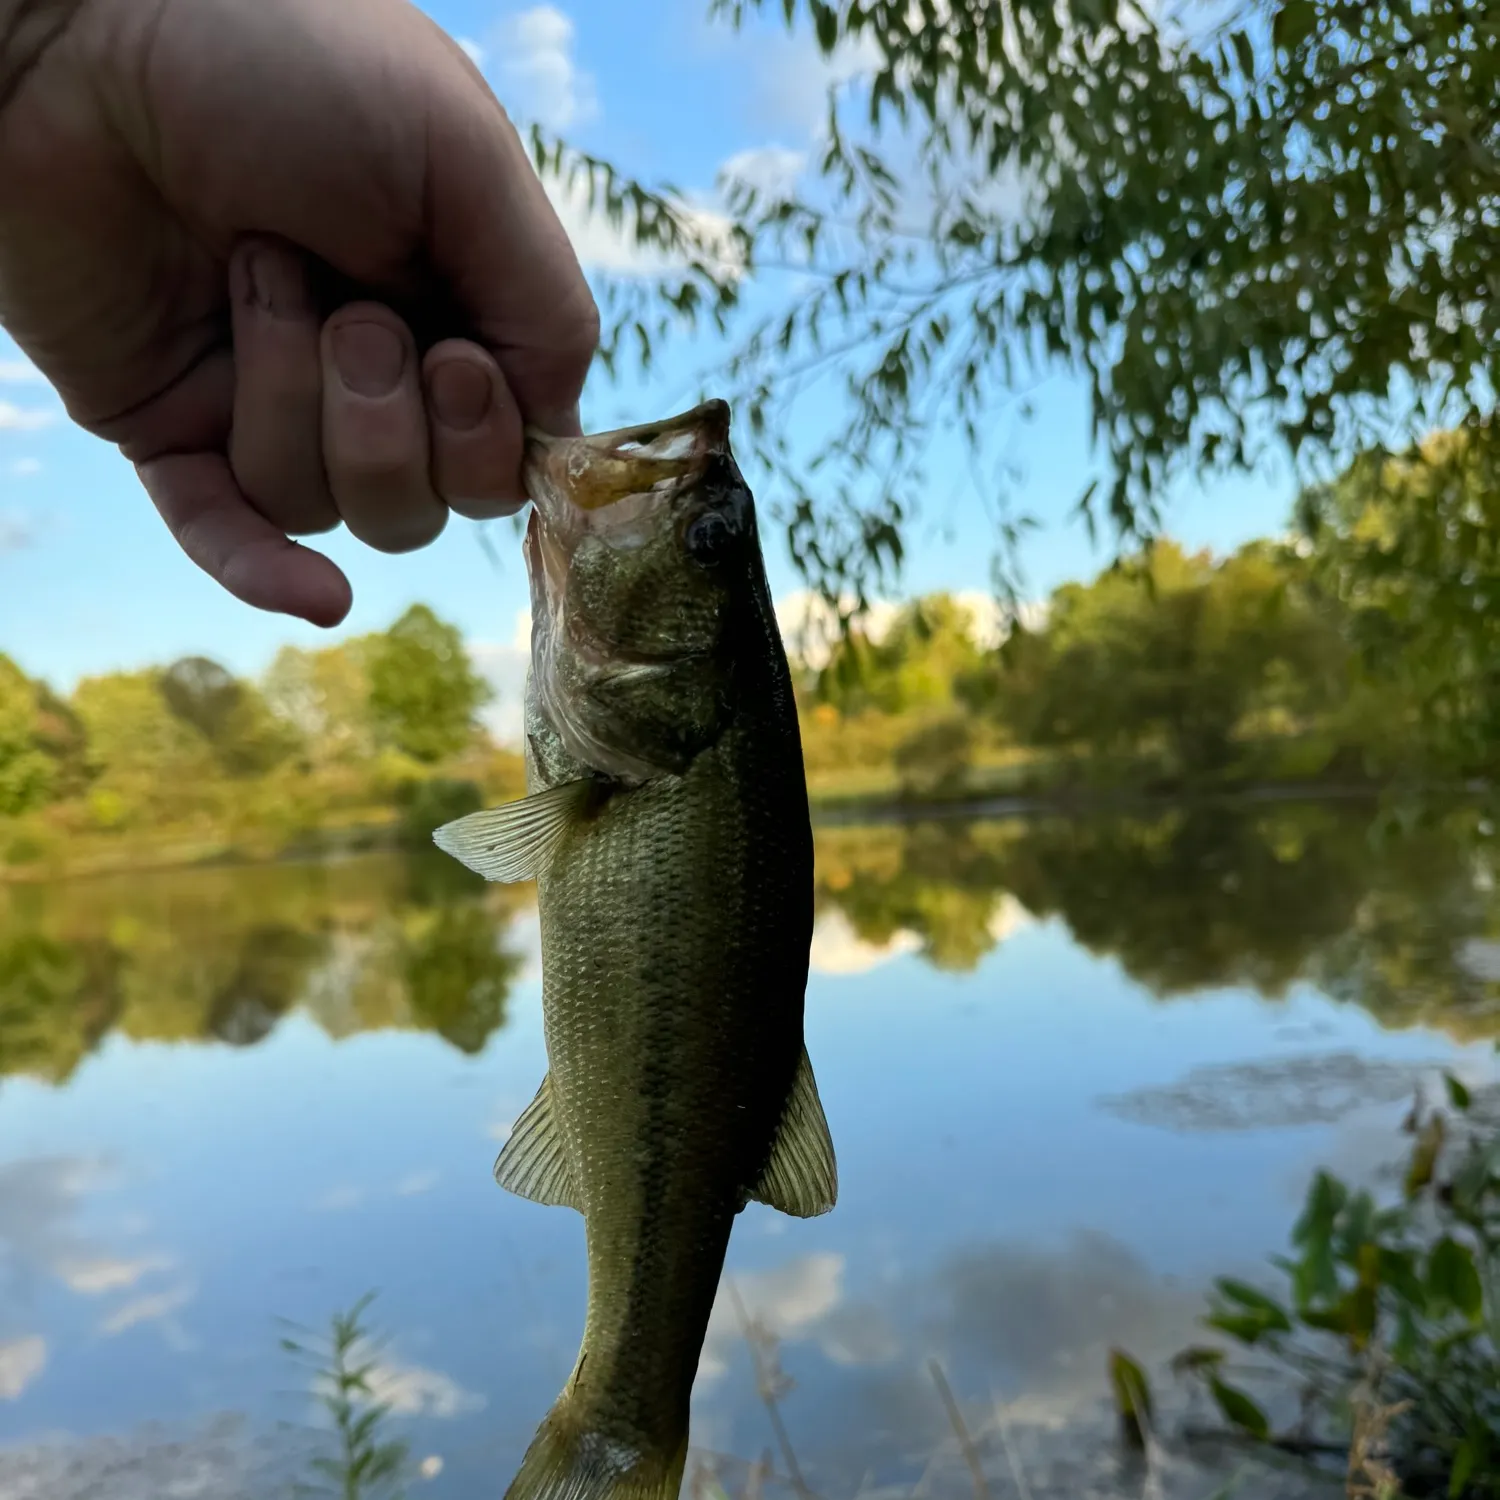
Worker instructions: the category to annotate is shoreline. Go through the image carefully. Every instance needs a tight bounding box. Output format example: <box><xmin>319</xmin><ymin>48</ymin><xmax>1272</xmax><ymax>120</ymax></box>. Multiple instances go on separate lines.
<box><xmin>2</xmin><ymin>775</ymin><xmax>1491</xmax><ymax>888</ymax></box>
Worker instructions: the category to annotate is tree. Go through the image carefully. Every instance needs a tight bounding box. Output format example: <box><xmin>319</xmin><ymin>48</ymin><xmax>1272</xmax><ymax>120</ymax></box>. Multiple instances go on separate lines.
<box><xmin>818</xmin><ymin>592</ymin><xmax>991</xmax><ymax>716</ymax></box>
<box><xmin>0</xmin><ymin>655</ymin><xmax>58</xmax><ymax>816</ymax></box>
<box><xmin>1001</xmin><ymin>803</ymin><xmax>1371</xmax><ymax>999</ymax></box>
<box><xmin>262</xmin><ymin>640</ymin><xmax>378</xmax><ymax>769</ymax></box>
<box><xmin>159</xmin><ymin>656</ymin><xmax>298</xmax><ymax>777</ymax></box>
<box><xmin>72</xmin><ymin>670</ymin><xmax>206</xmax><ymax>777</ymax></box>
<box><xmin>402</xmin><ymin>905</ymin><xmax>523</xmax><ymax>1055</ymax></box>
<box><xmin>365</xmin><ymin>606</ymin><xmax>492</xmax><ymax>764</ymax></box>
<box><xmin>550</xmin><ymin>1</ymin><xmax>1500</xmax><ymax>610</ymax></box>
<box><xmin>1297</xmin><ymin>421</ymin><xmax>1500</xmax><ymax>776</ymax></box>
<box><xmin>816</xmin><ymin>821</ymin><xmax>1018</xmax><ymax>971</ymax></box>
<box><xmin>0</xmin><ymin>930</ymin><xmax>121</xmax><ymax>1081</ymax></box>
<box><xmin>969</xmin><ymin>539</ymin><xmax>1346</xmax><ymax>776</ymax></box>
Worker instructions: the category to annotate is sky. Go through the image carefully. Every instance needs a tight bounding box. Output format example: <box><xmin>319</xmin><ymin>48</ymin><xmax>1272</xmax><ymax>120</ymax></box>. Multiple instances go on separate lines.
<box><xmin>0</xmin><ymin>0</ymin><xmax>1302</xmax><ymax>713</ymax></box>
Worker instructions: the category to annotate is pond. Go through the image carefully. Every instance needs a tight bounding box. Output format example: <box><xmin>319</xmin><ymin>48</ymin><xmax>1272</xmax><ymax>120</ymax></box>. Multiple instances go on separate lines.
<box><xmin>2</xmin><ymin>798</ymin><xmax>1499</xmax><ymax>1499</ymax></box>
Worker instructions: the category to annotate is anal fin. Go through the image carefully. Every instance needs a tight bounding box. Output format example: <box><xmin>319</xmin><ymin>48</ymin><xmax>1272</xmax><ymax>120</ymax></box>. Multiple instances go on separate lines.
<box><xmin>495</xmin><ymin>1073</ymin><xmax>583</xmax><ymax>1212</ymax></box>
<box><xmin>747</xmin><ymin>1046</ymin><xmax>838</xmax><ymax>1218</ymax></box>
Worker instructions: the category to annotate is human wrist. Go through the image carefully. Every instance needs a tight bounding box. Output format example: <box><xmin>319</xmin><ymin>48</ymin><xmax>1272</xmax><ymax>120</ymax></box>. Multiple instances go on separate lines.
<box><xmin>0</xmin><ymin>0</ymin><xmax>88</xmax><ymax>115</ymax></box>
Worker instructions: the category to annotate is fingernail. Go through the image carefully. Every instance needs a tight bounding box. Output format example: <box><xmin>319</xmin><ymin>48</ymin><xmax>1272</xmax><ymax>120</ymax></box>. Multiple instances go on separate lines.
<box><xmin>331</xmin><ymin>321</ymin><xmax>406</xmax><ymax>398</ymax></box>
<box><xmin>429</xmin><ymin>360</ymin><xmax>493</xmax><ymax>431</ymax></box>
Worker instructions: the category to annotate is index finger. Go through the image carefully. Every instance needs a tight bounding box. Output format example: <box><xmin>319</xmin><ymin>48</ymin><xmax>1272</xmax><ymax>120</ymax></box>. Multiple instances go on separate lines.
<box><xmin>139</xmin><ymin>450</ymin><xmax>354</xmax><ymax>626</ymax></box>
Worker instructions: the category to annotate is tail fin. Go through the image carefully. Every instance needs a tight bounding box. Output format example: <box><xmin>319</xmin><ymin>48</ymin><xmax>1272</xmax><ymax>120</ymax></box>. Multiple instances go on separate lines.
<box><xmin>504</xmin><ymin>1398</ymin><xmax>689</xmax><ymax>1500</ymax></box>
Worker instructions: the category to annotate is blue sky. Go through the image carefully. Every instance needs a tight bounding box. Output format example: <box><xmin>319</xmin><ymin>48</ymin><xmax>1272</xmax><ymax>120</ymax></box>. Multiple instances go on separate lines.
<box><xmin>0</xmin><ymin>0</ymin><xmax>1300</xmax><ymax>699</ymax></box>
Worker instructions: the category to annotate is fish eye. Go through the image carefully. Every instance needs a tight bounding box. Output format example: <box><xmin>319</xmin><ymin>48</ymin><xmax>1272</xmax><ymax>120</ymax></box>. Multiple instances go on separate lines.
<box><xmin>684</xmin><ymin>510</ymin><xmax>734</xmax><ymax>566</ymax></box>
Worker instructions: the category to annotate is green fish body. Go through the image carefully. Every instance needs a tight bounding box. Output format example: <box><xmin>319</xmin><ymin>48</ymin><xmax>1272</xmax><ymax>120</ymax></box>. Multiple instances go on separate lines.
<box><xmin>435</xmin><ymin>400</ymin><xmax>836</xmax><ymax>1500</ymax></box>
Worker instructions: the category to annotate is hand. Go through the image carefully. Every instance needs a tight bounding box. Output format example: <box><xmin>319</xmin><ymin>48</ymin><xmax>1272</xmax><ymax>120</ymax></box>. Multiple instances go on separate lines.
<box><xmin>0</xmin><ymin>0</ymin><xmax>599</xmax><ymax>626</ymax></box>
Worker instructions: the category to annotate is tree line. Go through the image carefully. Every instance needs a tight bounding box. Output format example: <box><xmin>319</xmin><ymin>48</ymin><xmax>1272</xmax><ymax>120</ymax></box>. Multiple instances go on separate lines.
<box><xmin>0</xmin><ymin>603</ymin><xmax>510</xmax><ymax>871</ymax></box>
<box><xmin>796</xmin><ymin>419</ymin><xmax>1500</xmax><ymax>799</ymax></box>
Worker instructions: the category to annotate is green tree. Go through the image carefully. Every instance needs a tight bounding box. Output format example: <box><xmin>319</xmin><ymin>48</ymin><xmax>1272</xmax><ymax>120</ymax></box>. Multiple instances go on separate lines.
<box><xmin>1297</xmin><ymin>422</ymin><xmax>1500</xmax><ymax>777</ymax></box>
<box><xmin>0</xmin><ymin>930</ymin><xmax>121</xmax><ymax>1082</ymax></box>
<box><xmin>0</xmin><ymin>655</ymin><xmax>58</xmax><ymax>816</ymax></box>
<box><xmin>820</xmin><ymin>592</ymin><xmax>989</xmax><ymax>716</ymax></box>
<box><xmin>70</xmin><ymin>668</ymin><xmax>218</xmax><ymax>827</ymax></box>
<box><xmin>816</xmin><ymin>821</ymin><xmax>1018</xmax><ymax>972</ymax></box>
<box><xmin>971</xmin><ymin>539</ymin><xmax>1346</xmax><ymax>778</ymax></box>
<box><xmin>550</xmin><ymin>2</ymin><xmax>1500</xmax><ymax>607</ymax></box>
<box><xmin>160</xmin><ymin>655</ymin><xmax>298</xmax><ymax>777</ymax></box>
<box><xmin>262</xmin><ymin>640</ymin><xmax>378</xmax><ymax>769</ymax></box>
<box><xmin>365</xmin><ymin>606</ymin><xmax>492</xmax><ymax>764</ymax></box>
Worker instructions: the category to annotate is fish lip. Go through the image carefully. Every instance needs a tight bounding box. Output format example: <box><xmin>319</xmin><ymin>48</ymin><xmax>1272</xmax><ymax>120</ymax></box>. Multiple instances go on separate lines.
<box><xmin>522</xmin><ymin>399</ymin><xmax>733</xmax><ymax>519</ymax></box>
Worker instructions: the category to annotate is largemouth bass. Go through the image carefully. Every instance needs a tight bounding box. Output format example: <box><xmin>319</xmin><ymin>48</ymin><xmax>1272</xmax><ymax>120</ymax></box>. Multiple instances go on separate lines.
<box><xmin>434</xmin><ymin>399</ymin><xmax>837</xmax><ymax>1500</ymax></box>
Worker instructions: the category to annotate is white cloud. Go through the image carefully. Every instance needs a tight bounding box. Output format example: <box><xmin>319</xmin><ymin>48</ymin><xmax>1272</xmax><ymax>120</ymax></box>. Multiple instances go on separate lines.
<box><xmin>9</xmin><ymin>457</ymin><xmax>41</xmax><ymax>477</ymax></box>
<box><xmin>349</xmin><ymin>1355</ymin><xmax>487</xmax><ymax>1419</ymax></box>
<box><xmin>719</xmin><ymin>145</ymin><xmax>808</xmax><ymax>200</ymax></box>
<box><xmin>0</xmin><ymin>357</ymin><xmax>45</xmax><ymax>384</ymax></box>
<box><xmin>0</xmin><ymin>1336</ymin><xmax>46</xmax><ymax>1400</ymax></box>
<box><xmin>697</xmin><ymin>1253</ymin><xmax>846</xmax><ymax>1382</ymax></box>
<box><xmin>0</xmin><ymin>400</ymin><xmax>55</xmax><ymax>432</ymax></box>
<box><xmin>739</xmin><ymin>28</ymin><xmax>883</xmax><ymax>138</ymax></box>
<box><xmin>488</xmin><ymin>7</ymin><xmax>598</xmax><ymax>132</ymax></box>
<box><xmin>394</xmin><ymin>1171</ymin><xmax>439</xmax><ymax>1197</ymax></box>
<box><xmin>540</xmin><ymin>168</ymin><xmax>739</xmax><ymax>279</ymax></box>
<box><xmin>99</xmin><ymin>1283</ymin><xmax>195</xmax><ymax>1336</ymax></box>
<box><xmin>809</xmin><ymin>908</ymin><xmax>922</xmax><ymax>976</ymax></box>
<box><xmin>0</xmin><ymin>1156</ymin><xmax>178</xmax><ymax>1323</ymax></box>
<box><xmin>776</xmin><ymin>588</ymin><xmax>1045</xmax><ymax>669</ymax></box>
<box><xmin>58</xmin><ymin>1254</ymin><xmax>174</xmax><ymax>1295</ymax></box>
<box><xmin>456</xmin><ymin>35</ymin><xmax>486</xmax><ymax>67</ymax></box>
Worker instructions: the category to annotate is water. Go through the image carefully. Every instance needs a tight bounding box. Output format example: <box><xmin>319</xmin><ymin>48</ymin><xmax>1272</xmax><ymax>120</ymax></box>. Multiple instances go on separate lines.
<box><xmin>2</xmin><ymin>798</ymin><xmax>1498</xmax><ymax>1499</ymax></box>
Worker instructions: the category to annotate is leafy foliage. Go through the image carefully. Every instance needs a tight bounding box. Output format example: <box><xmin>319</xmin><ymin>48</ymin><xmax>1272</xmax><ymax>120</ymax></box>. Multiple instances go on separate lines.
<box><xmin>0</xmin><ymin>654</ymin><xmax>58</xmax><ymax>816</ymax></box>
<box><xmin>1298</xmin><ymin>421</ymin><xmax>1500</xmax><ymax>778</ymax></box>
<box><xmin>967</xmin><ymin>538</ymin><xmax>1350</xmax><ymax>778</ymax></box>
<box><xmin>366</xmin><ymin>606</ymin><xmax>492</xmax><ymax>764</ymax></box>
<box><xmin>1145</xmin><ymin>1080</ymin><xmax>1500</xmax><ymax>1497</ymax></box>
<box><xmin>280</xmin><ymin>1293</ymin><xmax>412</xmax><ymax>1500</ymax></box>
<box><xmin>159</xmin><ymin>655</ymin><xmax>297</xmax><ymax>777</ymax></box>
<box><xmin>0</xmin><ymin>602</ymin><xmax>515</xmax><ymax>868</ymax></box>
<box><xmin>555</xmin><ymin>0</ymin><xmax>1500</xmax><ymax>608</ymax></box>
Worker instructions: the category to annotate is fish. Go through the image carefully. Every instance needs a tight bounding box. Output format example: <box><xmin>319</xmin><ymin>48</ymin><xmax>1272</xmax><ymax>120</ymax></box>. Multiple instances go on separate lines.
<box><xmin>433</xmin><ymin>399</ymin><xmax>837</xmax><ymax>1500</ymax></box>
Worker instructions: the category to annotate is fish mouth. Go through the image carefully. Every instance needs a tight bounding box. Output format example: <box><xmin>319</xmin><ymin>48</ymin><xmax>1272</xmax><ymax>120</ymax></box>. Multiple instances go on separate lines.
<box><xmin>521</xmin><ymin>399</ymin><xmax>735</xmax><ymax>631</ymax></box>
<box><xmin>522</xmin><ymin>399</ymin><xmax>732</xmax><ymax>520</ymax></box>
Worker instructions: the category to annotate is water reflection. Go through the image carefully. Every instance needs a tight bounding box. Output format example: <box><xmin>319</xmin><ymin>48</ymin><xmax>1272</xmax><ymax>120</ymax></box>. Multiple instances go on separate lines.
<box><xmin>6</xmin><ymin>802</ymin><xmax>1487</xmax><ymax>1499</ymax></box>
<box><xmin>0</xmin><ymin>854</ymin><xmax>532</xmax><ymax>1085</ymax></box>
<box><xmin>5</xmin><ymin>799</ymin><xmax>1500</xmax><ymax>1091</ymax></box>
<box><xmin>817</xmin><ymin>798</ymin><xmax>1500</xmax><ymax>1039</ymax></box>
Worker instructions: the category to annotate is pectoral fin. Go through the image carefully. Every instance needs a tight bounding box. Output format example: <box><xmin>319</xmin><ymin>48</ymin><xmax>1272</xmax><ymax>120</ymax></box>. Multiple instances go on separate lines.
<box><xmin>747</xmin><ymin>1047</ymin><xmax>838</xmax><ymax>1218</ymax></box>
<box><xmin>494</xmin><ymin>1074</ymin><xmax>583</xmax><ymax>1212</ymax></box>
<box><xmin>433</xmin><ymin>779</ymin><xmax>593</xmax><ymax>883</ymax></box>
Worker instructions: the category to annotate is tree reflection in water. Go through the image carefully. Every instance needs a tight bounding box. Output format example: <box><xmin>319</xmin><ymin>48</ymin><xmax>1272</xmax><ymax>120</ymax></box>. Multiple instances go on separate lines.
<box><xmin>4</xmin><ymin>797</ymin><xmax>1500</xmax><ymax>1085</ymax></box>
